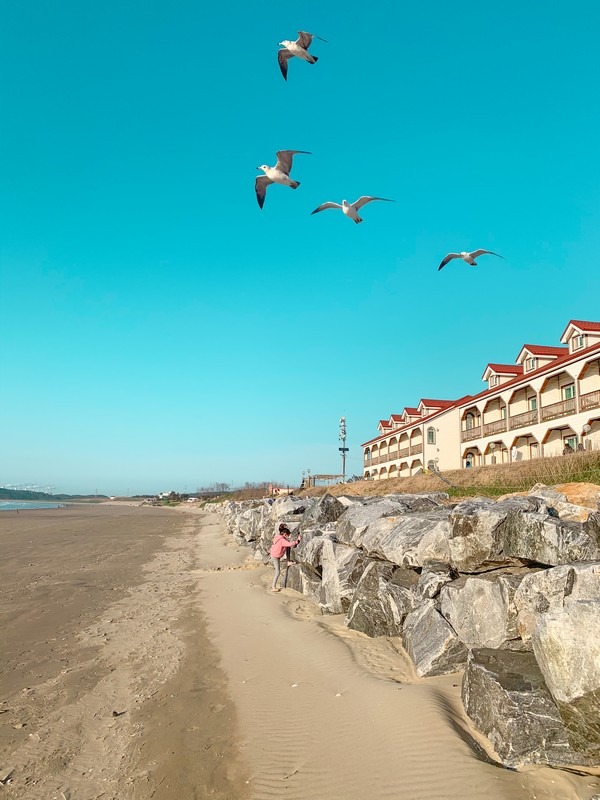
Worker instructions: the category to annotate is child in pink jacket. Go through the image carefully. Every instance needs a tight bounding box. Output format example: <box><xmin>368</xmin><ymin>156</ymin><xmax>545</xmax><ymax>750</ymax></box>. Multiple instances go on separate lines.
<box><xmin>270</xmin><ymin>523</ymin><xmax>301</xmax><ymax>591</ymax></box>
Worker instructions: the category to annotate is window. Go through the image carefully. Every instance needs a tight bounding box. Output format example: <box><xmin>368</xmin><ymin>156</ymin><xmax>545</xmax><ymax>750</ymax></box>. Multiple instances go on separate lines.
<box><xmin>529</xmin><ymin>397</ymin><xmax>537</xmax><ymax>411</ymax></box>
<box><xmin>564</xmin><ymin>435</ymin><xmax>577</xmax><ymax>452</ymax></box>
<box><xmin>526</xmin><ymin>357</ymin><xmax>537</xmax><ymax>372</ymax></box>
<box><xmin>465</xmin><ymin>413</ymin><xmax>475</xmax><ymax>430</ymax></box>
<box><xmin>490</xmin><ymin>375</ymin><xmax>498</xmax><ymax>387</ymax></box>
<box><xmin>572</xmin><ymin>334</ymin><xmax>585</xmax><ymax>351</ymax></box>
<box><xmin>427</xmin><ymin>427</ymin><xmax>436</xmax><ymax>445</ymax></box>
<box><xmin>563</xmin><ymin>384</ymin><xmax>575</xmax><ymax>401</ymax></box>
<box><xmin>501</xmin><ymin>406</ymin><xmax>507</xmax><ymax>419</ymax></box>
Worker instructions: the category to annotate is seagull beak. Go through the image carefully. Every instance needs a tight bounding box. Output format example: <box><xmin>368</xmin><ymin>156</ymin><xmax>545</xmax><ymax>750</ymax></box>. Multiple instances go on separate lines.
<box><xmin>256</xmin><ymin>166</ymin><xmax>261</xmax><ymax>170</ymax></box>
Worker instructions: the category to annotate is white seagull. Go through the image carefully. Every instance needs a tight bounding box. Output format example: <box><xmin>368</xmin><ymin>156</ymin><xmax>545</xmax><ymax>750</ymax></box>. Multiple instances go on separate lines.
<box><xmin>438</xmin><ymin>249</ymin><xmax>505</xmax><ymax>271</ymax></box>
<box><xmin>278</xmin><ymin>31</ymin><xmax>327</xmax><ymax>81</ymax></box>
<box><xmin>310</xmin><ymin>196</ymin><xmax>394</xmax><ymax>224</ymax></box>
<box><xmin>255</xmin><ymin>150</ymin><xmax>311</xmax><ymax>209</ymax></box>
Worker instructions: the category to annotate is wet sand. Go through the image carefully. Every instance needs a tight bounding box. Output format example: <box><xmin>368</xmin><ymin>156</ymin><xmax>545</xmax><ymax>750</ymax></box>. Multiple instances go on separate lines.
<box><xmin>0</xmin><ymin>504</ymin><xmax>598</xmax><ymax>800</ymax></box>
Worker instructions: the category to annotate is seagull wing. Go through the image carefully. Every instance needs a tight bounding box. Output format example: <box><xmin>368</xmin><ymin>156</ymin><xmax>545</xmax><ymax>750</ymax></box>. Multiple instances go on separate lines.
<box><xmin>470</xmin><ymin>249</ymin><xmax>505</xmax><ymax>259</ymax></box>
<box><xmin>297</xmin><ymin>31</ymin><xmax>327</xmax><ymax>47</ymax></box>
<box><xmin>275</xmin><ymin>149</ymin><xmax>311</xmax><ymax>175</ymax></box>
<box><xmin>277</xmin><ymin>48</ymin><xmax>293</xmax><ymax>81</ymax></box>
<box><xmin>311</xmin><ymin>202</ymin><xmax>343</xmax><ymax>215</ymax></box>
<box><xmin>255</xmin><ymin>175</ymin><xmax>273</xmax><ymax>209</ymax></box>
<box><xmin>352</xmin><ymin>196</ymin><xmax>395</xmax><ymax>210</ymax></box>
<box><xmin>438</xmin><ymin>253</ymin><xmax>461</xmax><ymax>271</ymax></box>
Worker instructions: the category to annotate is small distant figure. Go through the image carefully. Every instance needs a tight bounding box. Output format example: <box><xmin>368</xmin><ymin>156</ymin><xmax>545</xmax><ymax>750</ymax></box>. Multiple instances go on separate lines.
<box><xmin>511</xmin><ymin>446</ymin><xmax>518</xmax><ymax>461</ymax></box>
<box><xmin>576</xmin><ymin>442</ymin><xmax>585</xmax><ymax>452</ymax></box>
<box><xmin>269</xmin><ymin>523</ymin><xmax>301</xmax><ymax>592</ymax></box>
<box><xmin>563</xmin><ymin>443</ymin><xmax>574</xmax><ymax>455</ymax></box>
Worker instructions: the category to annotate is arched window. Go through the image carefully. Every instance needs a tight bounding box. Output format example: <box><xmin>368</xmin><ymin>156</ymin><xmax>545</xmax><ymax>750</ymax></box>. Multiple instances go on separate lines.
<box><xmin>427</xmin><ymin>427</ymin><xmax>436</xmax><ymax>444</ymax></box>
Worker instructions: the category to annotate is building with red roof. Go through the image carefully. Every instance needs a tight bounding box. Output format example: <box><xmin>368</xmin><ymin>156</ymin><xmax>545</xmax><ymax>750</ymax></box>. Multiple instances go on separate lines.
<box><xmin>362</xmin><ymin>320</ymin><xmax>600</xmax><ymax>480</ymax></box>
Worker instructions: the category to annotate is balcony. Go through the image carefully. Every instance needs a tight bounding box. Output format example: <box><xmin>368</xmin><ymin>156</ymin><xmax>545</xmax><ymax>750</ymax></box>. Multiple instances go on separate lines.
<box><xmin>399</xmin><ymin>446</ymin><xmax>410</xmax><ymax>457</ymax></box>
<box><xmin>410</xmin><ymin>443</ymin><xmax>423</xmax><ymax>455</ymax></box>
<box><xmin>388</xmin><ymin>450</ymin><xmax>399</xmax><ymax>462</ymax></box>
<box><xmin>461</xmin><ymin>425</ymin><xmax>482</xmax><ymax>443</ymax></box>
<box><xmin>540</xmin><ymin>397</ymin><xmax>577</xmax><ymax>422</ymax></box>
<box><xmin>509</xmin><ymin>408</ymin><xmax>538</xmax><ymax>430</ymax></box>
<box><xmin>482</xmin><ymin>418</ymin><xmax>508</xmax><ymax>437</ymax></box>
<box><xmin>580</xmin><ymin>389</ymin><xmax>600</xmax><ymax>411</ymax></box>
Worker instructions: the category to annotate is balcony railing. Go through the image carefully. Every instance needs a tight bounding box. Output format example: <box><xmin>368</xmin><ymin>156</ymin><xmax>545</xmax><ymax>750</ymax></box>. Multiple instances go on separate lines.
<box><xmin>540</xmin><ymin>397</ymin><xmax>577</xmax><ymax>422</ymax></box>
<box><xmin>509</xmin><ymin>408</ymin><xmax>539</xmax><ymax>430</ymax></box>
<box><xmin>399</xmin><ymin>447</ymin><xmax>410</xmax><ymax>457</ymax></box>
<box><xmin>461</xmin><ymin>425</ymin><xmax>482</xmax><ymax>442</ymax></box>
<box><xmin>410</xmin><ymin>443</ymin><xmax>423</xmax><ymax>455</ymax></box>
<box><xmin>482</xmin><ymin>418</ymin><xmax>508</xmax><ymax>437</ymax></box>
<box><xmin>388</xmin><ymin>451</ymin><xmax>399</xmax><ymax>462</ymax></box>
<box><xmin>580</xmin><ymin>389</ymin><xmax>600</xmax><ymax>411</ymax></box>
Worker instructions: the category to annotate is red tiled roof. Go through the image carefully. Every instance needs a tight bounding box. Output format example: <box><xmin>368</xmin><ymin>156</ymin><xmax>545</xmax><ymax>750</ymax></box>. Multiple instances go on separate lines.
<box><xmin>458</xmin><ymin>338</ymin><xmax>600</xmax><ymax>410</ymax></box>
<box><xmin>487</xmin><ymin>363</ymin><xmax>523</xmax><ymax>374</ymax></box>
<box><xmin>362</xmin><ymin>403</ymin><xmax>459</xmax><ymax>447</ymax></box>
<box><xmin>560</xmin><ymin>319</ymin><xmax>600</xmax><ymax>341</ymax></box>
<box><xmin>378</xmin><ymin>420</ymin><xmax>392</xmax><ymax>427</ymax></box>
<box><xmin>518</xmin><ymin>344</ymin><xmax>568</xmax><ymax>358</ymax></box>
<box><xmin>419</xmin><ymin>398</ymin><xmax>455</xmax><ymax>408</ymax></box>
<box><xmin>403</xmin><ymin>407</ymin><xmax>420</xmax><ymax>416</ymax></box>
<box><xmin>390</xmin><ymin>414</ymin><xmax>403</xmax><ymax>421</ymax></box>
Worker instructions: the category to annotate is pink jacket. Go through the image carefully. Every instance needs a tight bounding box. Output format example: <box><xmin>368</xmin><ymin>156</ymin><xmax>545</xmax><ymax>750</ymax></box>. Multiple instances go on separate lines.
<box><xmin>270</xmin><ymin>533</ymin><xmax>300</xmax><ymax>559</ymax></box>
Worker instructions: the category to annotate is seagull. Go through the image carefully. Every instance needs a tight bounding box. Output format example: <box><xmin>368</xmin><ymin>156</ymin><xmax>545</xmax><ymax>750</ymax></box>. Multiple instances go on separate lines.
<box><xmin>255</xmin><ymin>150</ymin><xmax>311</xmax><ymax>209</ymax></box>
<box><xmin>438</xmin><ymin>249</ymin><xmax>505</xmax><ymax>271</ymax></box>
<box><xmin>310</xmin><ymin>196</ymin><xmax>394</xmax><ymax>224</ymax></box>
<box><xmin>278</xmin><ymin>31</ymin><xmax>327</xmax><ymax>81</ymax></box>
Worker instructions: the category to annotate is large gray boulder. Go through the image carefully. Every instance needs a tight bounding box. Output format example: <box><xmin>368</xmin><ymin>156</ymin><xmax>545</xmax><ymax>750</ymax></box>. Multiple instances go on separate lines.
<box><xmin>284</xmin><ymin>562</ymin><xmax>322</xmax><ymax>600</ymax></box>
<box><xmin>514</xmin><ymin>562</ymin><xmax>600</xmax><ymax>641</ymax></box>
<box><xmin>271</xmin><ymin>495</ymin><xmax>311</xmax><ymax>520</ymax></box>
<box><xmin>439</xmin><ymin>568</ymin><xmax>529</xmax><ymax>650</ymax></box>
<box><xmin>319</xmin><ymin>540</ymin><xmax>370</xmax><ymax>614</ymax></box>
<box><xmin>335</xmin><ymin>499</ymin><xmax>411</xmax><ymax>545</ymax></box>
<box><xmin>532</xmin><ymin>601</ymin><xmax>600</xmax><ymax>760</ymax></box>
<box><xmin>499</xmin><ymin>509</ymin><xmax>600</xmax><ymax>566</ymax></box>
<box><xmin>448</xmin><ymin>497</ymin><xmax>540</xmax><ymax>572</ymax></box>
<box><xmin>462</xmin><ymin>648</ymin><xmax>594</xmax><ymax>767</ymax></box>
<box><xmin>402</xmin><ymin>600</ymin><xmax>468</xmax><ymax>677</ymax></box>
<box><xmin>353</xmin><ymin>509</ymin><xmax>452</xmax><ymax>568</ymax></box>
<box><xmin>345</xmin><ymin>562</ymin><xmax>417</xmax><ymax>637</ymax></box>
<box><xmin>299</xmin><ymin>493</ymin><xmax>347</xmax><ymax>531</ymax></box>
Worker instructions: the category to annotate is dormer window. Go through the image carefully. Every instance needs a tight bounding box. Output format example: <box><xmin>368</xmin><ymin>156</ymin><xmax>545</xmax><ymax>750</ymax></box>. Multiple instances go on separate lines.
<box><xmin>526</xmin><ymin>357</ymin><xmax>537</xmax><ymax>372</ymax></box>
<box><xmin>572</xmin><ymin>334</ymin><xmax>585</xmax><ymax>351</ymax></box>
<box><xmin>490</xmin><ymin>375</ymin><xmax>498</xmax><ymax>387</ymax></box>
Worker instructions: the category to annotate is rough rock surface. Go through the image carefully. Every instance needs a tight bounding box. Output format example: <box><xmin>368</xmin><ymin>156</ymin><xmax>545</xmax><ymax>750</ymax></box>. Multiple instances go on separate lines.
<box><xmin>345</xmin><ymin>562</ymin><xmax>417</xmax><ymax>637</ymax></box>
<box><xmin>514</xmin><ymin>562</ymin><xmax>600</xmax><ymax>641</ymax></box>
<box><xmin>401</xmin><ymin>600</ymin><xmax>468</xmax><ymax>677</ymax></box>
<box><xmin>532</xmin><ymin>601</ymin><xmax>600</xmax><ymax>759</ymax></box>
<box><xmin>439</xmin><ymin>568</ymin><xmax>529</xmax><ymax>649</ymax></box>
<box><xmin>462</xmin><ymin>648</ymin><xmax>594</xmax><ymax>767</ymax></box>
<box><xmin>500</xmin><ymin>509</ymin><xmax>600</xmax><ymax>566</ymax></box>
<box><xmin>448</xmin><ymin>497</ymin><xmax>540</xmax><ymax>572</ymax></box>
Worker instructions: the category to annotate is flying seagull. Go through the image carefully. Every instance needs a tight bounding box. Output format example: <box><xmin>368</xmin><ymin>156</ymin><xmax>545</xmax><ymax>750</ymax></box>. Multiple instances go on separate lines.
<box><xmin>255</xmin><ymin>150</ymin><xmax>311</xmax><ymax>209</ymax></box>
<box><xmin>310</xmin><ymin>196</ymin><xmax>394</xmax><ymax>224</ymax></box>
<box><xmin>438</xmin><ymin>249</ymin><xmax>505</xmax><ymax>271</ymax></box>
<box><xmin>278</xmin><ymin>31</ymin><xmax>327</xmax><ymax>81</ymax></box>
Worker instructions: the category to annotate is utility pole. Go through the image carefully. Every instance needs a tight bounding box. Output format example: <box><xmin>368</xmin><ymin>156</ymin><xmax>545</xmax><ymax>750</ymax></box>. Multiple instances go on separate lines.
<box><xmin>339</xmin><ymin>417</ymin><xmax>349</xmax><ymax>483</ymax></box>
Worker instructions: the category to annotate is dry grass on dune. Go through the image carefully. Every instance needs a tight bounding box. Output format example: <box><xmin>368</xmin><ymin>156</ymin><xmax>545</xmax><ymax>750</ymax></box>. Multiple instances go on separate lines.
<box><xmin>297</xmin><ymin>450</ymin><xmax>600</xmax><ymax>501</ymax></box>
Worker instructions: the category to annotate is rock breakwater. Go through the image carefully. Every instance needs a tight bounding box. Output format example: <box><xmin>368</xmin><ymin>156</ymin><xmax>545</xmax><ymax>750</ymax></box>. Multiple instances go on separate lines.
<box><xmin>214</xmin><ymin>487</ymin><xmax>600</xmax><ymax>769</ymax></box>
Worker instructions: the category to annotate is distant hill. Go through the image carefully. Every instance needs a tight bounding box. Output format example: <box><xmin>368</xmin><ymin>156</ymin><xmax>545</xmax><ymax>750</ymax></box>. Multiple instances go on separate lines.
<box><xmin>0</xmin><ymin>487</ymin><xmax>108</xmax><ymax>501</ymax></box>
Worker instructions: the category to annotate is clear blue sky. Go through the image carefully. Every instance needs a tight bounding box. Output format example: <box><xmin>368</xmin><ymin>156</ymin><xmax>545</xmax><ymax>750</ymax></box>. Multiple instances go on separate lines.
<box><xmin>2</xmin><ymin>0</ymin><xmax>599</xmax><ymax>494</ymax></box>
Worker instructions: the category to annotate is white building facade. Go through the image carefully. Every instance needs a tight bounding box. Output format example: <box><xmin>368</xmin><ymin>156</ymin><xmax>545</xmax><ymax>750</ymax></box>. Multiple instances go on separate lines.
<box><xmin>362</xmin><ymin>320</ymin><xmax>600</xmax><ymax>480</ymax></box>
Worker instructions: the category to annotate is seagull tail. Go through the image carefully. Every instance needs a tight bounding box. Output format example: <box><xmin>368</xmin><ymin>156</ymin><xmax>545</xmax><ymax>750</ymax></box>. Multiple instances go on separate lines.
<box><xmin>310</xmin><ymin>55</ymin><xmax>319</xmax><ymax>64</ymax></box>
<box><xmin>355</xmin><ymin>216</ymin><xmax>362</xmax><ymax>224</ymax></box>
<box><xmin>290</xmin><ymin>180</ymin><xmax>300</xmax><ymax>189</ymax></box>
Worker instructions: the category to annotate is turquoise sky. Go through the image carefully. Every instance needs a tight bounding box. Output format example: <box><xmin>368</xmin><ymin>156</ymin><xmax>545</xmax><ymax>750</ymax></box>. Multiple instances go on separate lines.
<box><xmin>2</xmin><ymin>0</ymin><xmax>599</xmax><ymax>494</ymax></box>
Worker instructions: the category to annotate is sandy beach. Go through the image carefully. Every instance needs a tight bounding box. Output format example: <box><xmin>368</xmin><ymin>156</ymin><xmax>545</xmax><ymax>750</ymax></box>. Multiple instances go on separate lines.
<box><xmin>1</xmin><ymin>504</ymin><xmax>598</xmax><ymax>800</ymax></box>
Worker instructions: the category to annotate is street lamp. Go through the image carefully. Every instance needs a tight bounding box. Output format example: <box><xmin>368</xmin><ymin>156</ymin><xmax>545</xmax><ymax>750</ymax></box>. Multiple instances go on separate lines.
<box><xmin>582</xmin><ymin>424</ymin><xmax>591</xmax><ymax>451</ymax></box>
<box><xmin>339</xmin><ymin>417</ymin><xmax>349</xmax><ymax>483</ymax></box>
